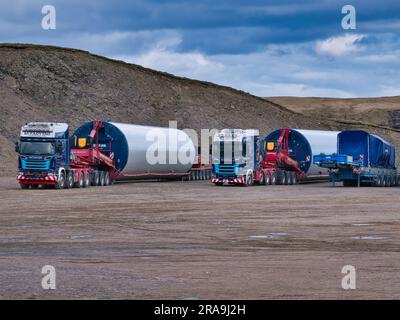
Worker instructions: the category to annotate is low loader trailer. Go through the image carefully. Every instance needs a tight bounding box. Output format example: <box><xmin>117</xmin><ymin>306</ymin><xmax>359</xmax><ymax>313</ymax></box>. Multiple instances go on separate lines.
<box><xmin>256</xmin><ymin>128</ymin><xmax>303</xmax><ymax>185</ymax></box>
<box><xmin>210</xmin><ymin>127</ymin><xmax>337</xmax><ymax>186</ymax></box>
<box><xmin>210</xmin><ymin>128</ymin><xmax>306</xmax><ymax>186</ymax></box>
<box><xmin>313</xmin><ymin>130</ymin><xmax>399</xmax><ymax>187</ymax></box>
<box><xmin>16</xmin><ymin>120</ymin><xmax>212</xmax><ymax>189</ymax></box>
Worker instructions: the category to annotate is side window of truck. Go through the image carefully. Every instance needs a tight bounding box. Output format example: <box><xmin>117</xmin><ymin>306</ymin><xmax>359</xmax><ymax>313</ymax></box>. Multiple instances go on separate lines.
<box><xmin>55</xmin><ymin>141</ymin><xmax>63</xmax><ymax>155</ymax></box>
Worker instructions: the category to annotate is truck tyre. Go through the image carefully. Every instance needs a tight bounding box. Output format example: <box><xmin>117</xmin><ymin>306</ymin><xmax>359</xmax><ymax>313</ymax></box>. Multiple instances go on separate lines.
<box><xmin>291</xmin><ymin>172</ymin><xmax>297</xmax><ymax>185</ymax></box>
<box><xmin>265</xmin><ymin>172</ymin><xmax>271</xmax><ymax>185</ymax></box>
<box><xmin>258</xmin><ymin>171</ymin><xmax>265</xmax><ymax>185</ymax></box>
<box><xmin>92</xmin><ymin>171</ymin><xmax>99</xmax><ymax>186</ymax></box>
<box><xmin>275</xmin><ymin>171</ymin><xmax>281</xmax><ymax>185</ymax></box>
<box><xmin>104</xmin><ymin>171</ymin><xmax>111</xmax><ymax>185</ymax></box>
<box><xmin>83</xmin><ymin>172</ymin><xmax>90</xmax><ymax>188</ymax></box>
<box><xmin>277</xmin><ymin>171</ymin><xmax>285</xmax><ymax>185</ymax></box>
<box><xmin>20</xmin><ymin>184</ymin><xmax>29</xmax><ymax>189</ymax></box>
<box><xmin>99</xmin><ymin>171</ymin><xmax>106</xmax><ymax>186</ymax></box>
<box><xmin>55</xmin><ymin>172</ymin><xmax>65</xmax><ymax>189</ymax></box>
<box><xmin>244</xmin><ymin>173</ymin><xmax>253</xmax><ymax>186</ymax></box>
<box><xmin>287</xmin><ymin>172</ymin><xmax>293</xmax><ymax>185</ymax></box>
<box><xmin>385</xmin><ymin>176</ymin><xmax>391</xmax><ymax>187</ymax></box>
<box><xmin>271</xmin><ymin>172</ymin><xmax>277</xmax><ymax>185</ymax></box>
<box><xmin>382</xmin><ymin>176</ymin><xmax>387</xmax><ymax>187</ymax></box>
<box><xmin>66</xmin><ymin>171</ymin><xmax>74</xmax><ymax>188</ymax></box>
<box><xmin>75</xmin><ymin>171</ymin><xmax>84</xmax><ymax>188</ymax></box>
<box><xmin>284</xmin><ymin>171</ymin><xmax>289</xmax><ymax>185</ymax></box>
<box><xmin>377</xmin><ymin>175</ymin><xmax>383</xmax><ymax>187</ymax></box>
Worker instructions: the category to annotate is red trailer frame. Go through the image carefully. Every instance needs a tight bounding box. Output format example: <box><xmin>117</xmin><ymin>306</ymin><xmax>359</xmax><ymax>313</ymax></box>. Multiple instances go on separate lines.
<box><xmin>256</xmin><ymin>128</ymin><xmax>304</xmax><ymax>185</ymax></box>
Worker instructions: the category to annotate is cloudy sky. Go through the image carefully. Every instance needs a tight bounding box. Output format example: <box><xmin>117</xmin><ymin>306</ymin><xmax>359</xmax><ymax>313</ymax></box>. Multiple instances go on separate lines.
<box><xmin>1</xmin><ymin>0</ymin><xmax>400</xmax><ymax>97</ymax></box>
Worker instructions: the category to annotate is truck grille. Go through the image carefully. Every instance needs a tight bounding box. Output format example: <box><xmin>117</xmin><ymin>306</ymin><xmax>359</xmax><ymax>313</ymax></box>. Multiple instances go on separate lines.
<box><xmin>218</xmin><ymin>164</ymin><xmax>236</xmax><ymax>175</ymax></box>
<box><xmin>21</xmin><ymin>159</ymin><xmax>50</xmax><ymax>170</ymax></box>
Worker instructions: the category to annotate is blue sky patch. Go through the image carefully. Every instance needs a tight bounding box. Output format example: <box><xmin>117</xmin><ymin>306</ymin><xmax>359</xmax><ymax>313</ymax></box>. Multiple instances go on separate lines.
<box><xmin>1</xmin><ymin>0</ymin><xmax>399</xmax><ymax>97</ymax></box>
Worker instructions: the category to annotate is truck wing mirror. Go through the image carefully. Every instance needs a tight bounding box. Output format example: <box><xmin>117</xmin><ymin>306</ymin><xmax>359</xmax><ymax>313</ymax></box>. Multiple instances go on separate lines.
<box><xmin>15</xmin><ymin>142</ymin><xmax>19</xmax><ymax>153</ymax></box>
<box><xmin>70</xmin><ymin>135</ymin><xmax>77</xmax><ymax>148</ymax></box>
<box><xmin>55</xmin><ymin>141</ymin><xmax>63</xmax><ymax>154</ymax></box>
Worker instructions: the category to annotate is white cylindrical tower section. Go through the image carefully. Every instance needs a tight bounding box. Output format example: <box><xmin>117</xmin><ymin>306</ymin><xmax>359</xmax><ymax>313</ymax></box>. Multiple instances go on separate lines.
<box><xmin>74</xmin><ymin>121</ymin><xmax>196</xmax><ymax>180</ymax></box>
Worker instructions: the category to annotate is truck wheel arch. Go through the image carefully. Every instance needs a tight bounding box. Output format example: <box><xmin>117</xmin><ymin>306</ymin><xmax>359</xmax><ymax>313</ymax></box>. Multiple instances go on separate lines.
<box><xmin>58</xmin><ymin>167</ymin><xmax>66</xmax><ymax>181</ymax></box>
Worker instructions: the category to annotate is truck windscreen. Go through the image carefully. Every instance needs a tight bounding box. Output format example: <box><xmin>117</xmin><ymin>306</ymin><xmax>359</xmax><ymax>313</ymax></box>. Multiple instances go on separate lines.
<box><xmin>212</xmin><ymin>141</ymin><xmax>243</xmax><ymax>163</ymax></box>
<box><xmin>20</xmin><ymin>141</ymin><xmax>55</xmax><ymax>155</ymax></box>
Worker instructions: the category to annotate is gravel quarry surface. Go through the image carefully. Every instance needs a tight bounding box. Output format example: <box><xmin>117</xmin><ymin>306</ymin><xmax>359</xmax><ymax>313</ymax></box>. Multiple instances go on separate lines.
<box><xmin>0</xmin><ymin>177</ymin><xmax>400</xmax><ymax>299</ymax></box>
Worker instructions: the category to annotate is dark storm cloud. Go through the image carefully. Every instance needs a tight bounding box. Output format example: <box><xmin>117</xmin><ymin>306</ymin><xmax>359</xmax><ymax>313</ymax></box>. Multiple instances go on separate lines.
<box><xmin>0</xmin><ymin>0</ymin><xmax>399</xmax><ymax>96</ymax></box>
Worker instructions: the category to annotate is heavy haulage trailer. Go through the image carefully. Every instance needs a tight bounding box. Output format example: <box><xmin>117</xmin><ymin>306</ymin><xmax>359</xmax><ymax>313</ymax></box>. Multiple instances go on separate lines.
<box><xmin>16</xmin><ymin>121</ymin><xmax>118</xmax><ymax>189</ymax></box>
<box><xmin>211</xmin><ymin>128</ymin><xmax>339</xmax><ymax>186</ymax></box>
<box><xmin>257</xmin><ymin>128</ymin><xmax>339</xmax><ymax>185</ymax></box>
<box><xmin>16</xmin><ymin>121</ymin><xmax>399</xmax><ymax>189</ymax></box>
<box><xmin>313</xmin><ymin>130</ymin><xmax>399</xmax><ymax>187</ymax></box>
<box><xmin>16</xmin><ymin>120</ymin><xmax>203</xmax><ymax>189</ymax></box>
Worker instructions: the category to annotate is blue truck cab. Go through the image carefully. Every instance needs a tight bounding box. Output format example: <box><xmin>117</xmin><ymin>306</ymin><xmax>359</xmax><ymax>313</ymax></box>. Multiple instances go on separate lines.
<box><xmin>211</xmin><ymin>129</ymin><xmax>260</xmax><ymax>186</ymax></box>
<box><xmin>16</xmin><ymin>122</ymin><xmax>70</xmax><ymax>188</ymax></box>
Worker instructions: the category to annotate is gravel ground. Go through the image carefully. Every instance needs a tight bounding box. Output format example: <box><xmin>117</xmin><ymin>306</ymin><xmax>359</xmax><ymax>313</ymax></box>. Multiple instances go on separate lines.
<box><xmin>0</xmin><ymin>177</ymin><xmax>400</xmax><ymax>299</ymax></box>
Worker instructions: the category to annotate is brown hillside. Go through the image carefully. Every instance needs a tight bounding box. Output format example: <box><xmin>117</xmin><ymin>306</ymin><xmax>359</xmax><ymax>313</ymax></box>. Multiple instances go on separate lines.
<box><xmin>0</xmin><ymin>44</ymin><xmax>399</xmax><ymax>175</ymax></box>
<box><xmin>0</xmin><ymin>44</ymin><xmax>326</xmax><ymax>176</ymax></box>
<box><xmin>267</xmin><ymin>96</ymin><xmax>400</xmax><ymax>130</ymax></box>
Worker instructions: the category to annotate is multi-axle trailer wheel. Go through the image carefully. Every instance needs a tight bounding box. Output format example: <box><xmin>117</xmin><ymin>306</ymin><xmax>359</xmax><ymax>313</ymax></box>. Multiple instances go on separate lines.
<box><xmin>52</xmin><ymin>170</ymin><xmax>113</xmax><ymax>190</ymax></box>
<box><xmin>258</xmin><ymin>170</ymin><xmax>298</xmax><ymax>186</ymax></box>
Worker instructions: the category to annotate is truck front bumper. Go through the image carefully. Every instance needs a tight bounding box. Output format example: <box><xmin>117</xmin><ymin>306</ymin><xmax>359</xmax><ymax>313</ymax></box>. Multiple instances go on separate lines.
<box><xmin>211</xmin><ymin>176</ymin><xmax>245</xmax><ymax>185</ymax></box>
<box><xmin>16</xmin><ymin>174</ymin><xmax>58</xmax><ymax>185</ymax></box>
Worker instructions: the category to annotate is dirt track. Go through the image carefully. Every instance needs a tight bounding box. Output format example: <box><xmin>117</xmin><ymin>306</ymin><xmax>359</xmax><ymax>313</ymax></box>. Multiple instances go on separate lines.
<box><xmin>0</xmin><ymin>177</ymin><xmax>400</xmax><ymax>299</ymax></box>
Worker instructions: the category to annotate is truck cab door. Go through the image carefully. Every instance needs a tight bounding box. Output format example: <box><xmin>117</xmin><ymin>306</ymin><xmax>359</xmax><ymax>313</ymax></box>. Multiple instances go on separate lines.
<box><xmin>54</xmin><ymin>140</ymin><xmax>66</xmax><ymax>166</ymax></box>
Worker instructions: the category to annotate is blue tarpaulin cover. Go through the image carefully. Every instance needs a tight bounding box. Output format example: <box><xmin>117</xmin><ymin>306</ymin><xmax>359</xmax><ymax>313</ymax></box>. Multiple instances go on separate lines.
<box><xmin>338</xmin><ymin>130</ymin><xmax>396</xmax><ymax>169</ymax></box>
